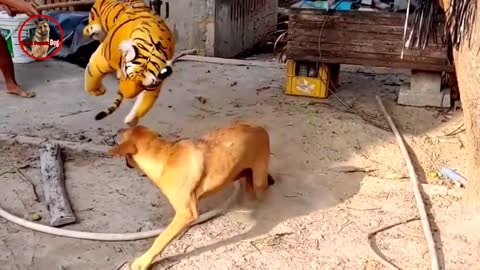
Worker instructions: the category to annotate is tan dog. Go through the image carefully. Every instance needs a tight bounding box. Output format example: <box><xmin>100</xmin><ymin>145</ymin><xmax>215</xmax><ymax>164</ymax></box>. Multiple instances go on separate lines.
<box><xmin>30</xmin><ymin>20</ymin><xmax>50</xmax><ymax>58</ymax></box>
<box><xmin>109</xmin><ymin>122</ymin><xmax>275</xmax><ymax>270</ymax></box>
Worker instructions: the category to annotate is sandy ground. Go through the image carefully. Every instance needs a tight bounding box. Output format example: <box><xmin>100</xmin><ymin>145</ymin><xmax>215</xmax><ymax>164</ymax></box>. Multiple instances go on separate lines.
<box><xmin>0</xmin><ymin>59</ymin><xmax>478</xmax><ymax>270</ymax></box>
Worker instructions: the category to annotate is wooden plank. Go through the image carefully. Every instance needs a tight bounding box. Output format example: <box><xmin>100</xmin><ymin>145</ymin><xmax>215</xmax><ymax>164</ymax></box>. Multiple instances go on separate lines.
<box><xmin>289</xmin><ymin>21</ymin><xmax>406</xmax><ymax>34</ymax></box>
<box><xmin>288</xmin><ymin>21</ymin><xmax>446</xmax><ymax>48</ymax></box>
<box><xmin>287</xmin><ymin>41</ymin><xmax>447</xmax><ymax>60</ymax></box>
<box><xmin>289</xmin><ymin>27</ymin><xmax>404</xmax><ymax>42</ymax></box>
<box><xmin>0</xmin><ymin>133</ymin><xmax>110</xmax><ymax>153</ymax></box>
<box><xmin>286</xmin><ymin>46</ymin><xmax>450</xmax><ymax>65</ymax></box>
<box><xmin>39</xmin><ymin>141</ymin><xmax>77</xmax><ymax>227</ymax></box>
<box><xmin>289</xmin><ymin>5</ymin><xmax>448</xmax><ymax>24</ymax></box>
<box><xmin>289</xmin><ymin>21</ymin><xmax>445</xmax><ymax>40</ymax></box>
<box><xmin>176</xmin><ymin>55</ymin><xmax>282</xmax><ymax>68</ymax></box>
<box><xmin>288</xmin><ymin>33</ymin><xmax>447</xmax><ymax>52</ymax></box>
<box><xmin>289</xmin><ymin>13</ymin><xmax>406</xmax><ymax>26</ymax></box>
<box><xmin>37</xmin><ymin>0</ymin><xmax>94</xmax><ymax>11</ymax></box>
<box><xmin>286</xmin><ymin>7</ymin><xmax>450</xmax><ymax>71</ymax></box>
<box><xmin>286</xmin><ymin>51</ymin><xmax>454</xmax><ymax>72</ymax></box>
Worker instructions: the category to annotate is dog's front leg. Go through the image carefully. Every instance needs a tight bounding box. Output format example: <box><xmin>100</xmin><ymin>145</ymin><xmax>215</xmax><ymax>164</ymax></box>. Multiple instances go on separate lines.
<box><xmin>130</xmin><ymin>199</ymin><xmax>198</xmax><ymax>270</ymax></box>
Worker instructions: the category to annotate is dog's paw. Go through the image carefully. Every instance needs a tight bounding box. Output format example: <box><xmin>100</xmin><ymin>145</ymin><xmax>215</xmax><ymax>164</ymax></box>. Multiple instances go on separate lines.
<box><xmin>130</xmin><ymin>256</ymin><xmax>153</xmax><ymax>270</ymax></box>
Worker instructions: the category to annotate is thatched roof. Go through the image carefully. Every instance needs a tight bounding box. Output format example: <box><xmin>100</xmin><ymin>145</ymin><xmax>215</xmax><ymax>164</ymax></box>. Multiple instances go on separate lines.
<box><xmin>404</xmin><ymin>0</ymin><xmax>477</xmax><ymax>50</ymax></box>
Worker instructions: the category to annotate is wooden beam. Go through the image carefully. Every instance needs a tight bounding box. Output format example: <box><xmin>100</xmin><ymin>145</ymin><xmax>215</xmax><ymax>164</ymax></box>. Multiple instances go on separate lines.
<box><xmin>0</xmin><ymin>133</ymin><xmax>109</xmax><ymax>153</ymax></box>
<box><xmin>175</xmin><ymin>55</ymin><xmax>283</xmax><ymax>68</ymax></box>
<box><xmin>286</xmin><ymin>50</ymin><xmax>454</xmax><ymax>72</ymax></box>
<box><xmin>37</xmin><ymin>0</ymin><xmax>94</xmax><ymax>11</ymax></box>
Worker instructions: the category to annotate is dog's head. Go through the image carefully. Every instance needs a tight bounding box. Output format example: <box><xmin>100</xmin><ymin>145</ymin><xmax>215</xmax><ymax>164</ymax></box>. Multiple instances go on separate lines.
<box><xmin>35</xmin><ymin>20</ymin><xmax>50</xmax><ymax>37</ymax></box>
<box><xmin>108</xmin><ymin>125</ymin><xmax>159</xmax><ymax>168</ymax></box>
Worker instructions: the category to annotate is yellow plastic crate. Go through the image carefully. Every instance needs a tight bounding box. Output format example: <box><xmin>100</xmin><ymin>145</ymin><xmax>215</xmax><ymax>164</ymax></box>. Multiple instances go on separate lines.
<box><xmin>285</xmin><ymin>60</ymin><xmax>330</xmax><ymax>98</ymax></box>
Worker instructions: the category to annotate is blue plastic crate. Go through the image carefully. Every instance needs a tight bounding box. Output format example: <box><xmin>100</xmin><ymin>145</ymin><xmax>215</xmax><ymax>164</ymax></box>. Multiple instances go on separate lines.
<box><xmin>300</xmin><ymin>0</ymin><xmax>353</xmax><ymax>11</ymax></box>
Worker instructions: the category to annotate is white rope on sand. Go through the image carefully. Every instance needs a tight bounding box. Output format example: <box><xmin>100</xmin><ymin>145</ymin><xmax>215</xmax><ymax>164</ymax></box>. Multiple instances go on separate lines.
<box><xmin>374</xmin><ymin>96</ymin><xmax>440</xmax><ymax>270</ymax></box>
<box><xmin>0</xmin><ymin>182</ymin><xmax>240</xmax><ymax>241</ymax></box>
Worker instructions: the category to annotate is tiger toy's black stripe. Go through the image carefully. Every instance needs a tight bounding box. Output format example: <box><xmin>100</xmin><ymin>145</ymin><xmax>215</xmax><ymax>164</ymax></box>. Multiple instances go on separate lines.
<box><xmin>95</xmin><ymin>92</ymin><xmax>124</xmax><ymax>120</ymax></box>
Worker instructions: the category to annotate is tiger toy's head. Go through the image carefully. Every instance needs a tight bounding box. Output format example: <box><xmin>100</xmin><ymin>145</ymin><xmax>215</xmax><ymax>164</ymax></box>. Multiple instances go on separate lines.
<box><xmin>118</xmin><ymin>35</ymin><xmax>174</xmax><ymax>98</ymax></box>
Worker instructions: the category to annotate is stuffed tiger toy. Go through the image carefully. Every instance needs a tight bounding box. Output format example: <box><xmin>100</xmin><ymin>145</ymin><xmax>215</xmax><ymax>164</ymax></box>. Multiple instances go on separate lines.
<box><xmin>83</xmin><ymin>0</ymin><xmax>175</xmax><ymax>126</ymax></box>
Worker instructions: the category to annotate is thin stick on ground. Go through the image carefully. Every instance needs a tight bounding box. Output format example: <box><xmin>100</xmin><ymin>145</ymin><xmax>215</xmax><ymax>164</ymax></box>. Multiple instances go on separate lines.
<box><xmin>375</xmin><ymin>96</ymin><xmax>440</xmax><ymax>270</ymax></box>
<box><xmin>171</xmin><ymin>49</ymin><xmax>198</xmax><ymax>63</ymax></box>
<box><xmin>114</xmin><ymin>261</ymin><xmax>128</xmax><ymax>270</ymax></box>
<box><xmin>16</xmin><ymin>168</ymin><xmax>40</xmax><ymax>202</ymax></box>
<box><xmin>367</xmin><ymin>217</ymin><xmax>420</xmax><ymax>270</ymax></box>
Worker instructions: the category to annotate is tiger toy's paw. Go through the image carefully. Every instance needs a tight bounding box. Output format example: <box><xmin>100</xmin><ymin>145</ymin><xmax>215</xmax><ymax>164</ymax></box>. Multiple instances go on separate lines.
<box><xmin>116</xmin><ymin>69</ymin><xmax>123</xmax><ymax>80</ymax></box>
<box><xmin>124</xmin><ymin>116</ymin><xmax>139</xmax><ymax>127</ymax></box>
<box><xmin>87</xmin><ymin>85</ymin><xmax>107</xmax><ymax>96</ymax></box>
<box><xmin>83</xmin><ymin>24</ymin><xmax>106</xmax><ymax>41</ymax></box>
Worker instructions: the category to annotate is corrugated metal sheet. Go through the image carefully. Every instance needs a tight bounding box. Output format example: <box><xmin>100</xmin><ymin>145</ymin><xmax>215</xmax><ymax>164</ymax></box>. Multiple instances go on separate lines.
<box><xmin>214</xmin><ymin>0</ymin><xmax>277</xmax><ymax>57</ymax></box>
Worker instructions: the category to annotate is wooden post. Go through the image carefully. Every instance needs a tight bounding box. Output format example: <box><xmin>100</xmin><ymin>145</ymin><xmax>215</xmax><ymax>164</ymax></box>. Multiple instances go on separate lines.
<box><xmin>39</xmin><ymin>141</ymin><xmax>76</xmax><ymax>227</ymax></box>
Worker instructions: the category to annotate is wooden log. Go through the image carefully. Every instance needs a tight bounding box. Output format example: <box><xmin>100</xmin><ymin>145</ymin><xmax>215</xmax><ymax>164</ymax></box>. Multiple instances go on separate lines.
<box><xmin>39</xmin><ymin>141</ymin><xmax>76</xmax><ymax>227</ymax></box>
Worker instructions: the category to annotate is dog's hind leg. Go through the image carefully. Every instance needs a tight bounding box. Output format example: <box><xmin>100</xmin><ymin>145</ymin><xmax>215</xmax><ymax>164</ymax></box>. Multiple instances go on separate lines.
<box><xmin>235</xmin><ymin>168</ymin><xmax>256</xmax><ymax>200</ymax></box>
<box><xmin>252</xmin><ymin>165</ymin><xmax>271</xmax><ymax>196</ymax></box>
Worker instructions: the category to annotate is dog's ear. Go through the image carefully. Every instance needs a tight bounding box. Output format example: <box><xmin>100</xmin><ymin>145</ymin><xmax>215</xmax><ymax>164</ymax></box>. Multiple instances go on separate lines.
<box><xmin>108</xmin><ymin>141</ymin><xmax>137</xmax><ymax>157</ymax></box>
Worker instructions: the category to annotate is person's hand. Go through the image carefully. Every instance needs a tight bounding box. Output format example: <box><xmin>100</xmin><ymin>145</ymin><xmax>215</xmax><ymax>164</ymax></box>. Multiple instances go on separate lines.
<box><xmin>0</xmin><ymin>1</ymin><xmax>39</xmax><ymax>17</ymax></box>
<box><xmin>0</xmin><ymin>4</ymin><xmax>15</xmax><ymax>16</ymax></box>
<box><xmin>16</xmin><ymin>1</ymin><xmax>39</xmax><ymax>16</ymax></box>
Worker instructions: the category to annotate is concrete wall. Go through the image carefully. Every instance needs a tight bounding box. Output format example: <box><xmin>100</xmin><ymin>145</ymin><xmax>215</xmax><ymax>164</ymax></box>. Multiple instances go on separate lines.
<box><xmin>145</xmin><ymin>0</ymin><xmax>277</xmax><ymax>57</ymax></box>
<box><xmin>145</xmin><ymin>0</ymin><xmax>210</xmax><ymax>53</ymax></box>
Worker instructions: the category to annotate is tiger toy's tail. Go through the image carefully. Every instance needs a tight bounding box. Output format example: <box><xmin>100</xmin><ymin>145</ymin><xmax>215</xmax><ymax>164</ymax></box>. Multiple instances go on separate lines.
<box><xmin>95</xmin><ymin>92</ymin><xmax>124</xmax><ymax>120</ymax></box>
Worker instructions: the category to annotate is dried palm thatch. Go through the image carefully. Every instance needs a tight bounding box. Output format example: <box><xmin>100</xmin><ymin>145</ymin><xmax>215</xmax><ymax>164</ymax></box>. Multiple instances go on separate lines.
<box><xmin>273</xmin><ymin>29</ymin><xmax>289</xmax><ymax>63</ymax></box>
<box><xmin>445</xmin><ymin>0</ymin><xmax>478</xmax><ymax>49</ymax></box>
<box><xmin>403</xmin><ymin>0</ymin><xmax>477</xmax><ymax>52</ymax></box>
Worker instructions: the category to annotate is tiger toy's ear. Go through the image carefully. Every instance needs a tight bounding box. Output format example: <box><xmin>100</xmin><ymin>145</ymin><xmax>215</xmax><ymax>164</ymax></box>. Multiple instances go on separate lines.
<box><xmin>119</xmin><ymin>40</ymin><xmax>136</xmax><ymax>62</ymax></box>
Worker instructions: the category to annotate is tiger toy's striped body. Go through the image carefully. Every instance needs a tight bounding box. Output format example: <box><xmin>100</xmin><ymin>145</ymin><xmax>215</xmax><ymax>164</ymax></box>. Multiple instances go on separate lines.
<box><xmin>83</xmin><ymin>0</ymin><xmax>175</xmax><ymax>126</ymax></box>
<box><xmin>83</xmin><ymin>0</ymin><xmax>150</xmax><ymax>42</ymax></box>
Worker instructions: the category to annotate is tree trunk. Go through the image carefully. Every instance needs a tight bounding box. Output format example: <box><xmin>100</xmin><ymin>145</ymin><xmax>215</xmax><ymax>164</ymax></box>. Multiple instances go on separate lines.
<box><xmin>452</xmin><ymin>0</ymin><xmax>480</xmax><ymax>208</ymax></box>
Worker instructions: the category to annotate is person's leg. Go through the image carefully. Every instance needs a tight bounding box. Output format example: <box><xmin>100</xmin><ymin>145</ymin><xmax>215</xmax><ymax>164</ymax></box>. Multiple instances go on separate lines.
<box><xmin>0</xmin><ymin>34</ymin><xmax>35</xmax><ymax>98</ymax></box>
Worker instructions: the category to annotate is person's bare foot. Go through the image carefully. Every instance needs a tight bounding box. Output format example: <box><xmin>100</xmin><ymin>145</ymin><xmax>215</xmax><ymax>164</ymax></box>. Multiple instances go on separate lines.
<box><xmin>6</xmin><ymin>84</ymin><xmax>35</xmax><ymax>98</ymax></box>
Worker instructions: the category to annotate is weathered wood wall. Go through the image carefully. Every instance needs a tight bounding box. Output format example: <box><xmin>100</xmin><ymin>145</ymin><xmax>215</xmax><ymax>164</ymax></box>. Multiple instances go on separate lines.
<box><xmin>34</xmin><ymin>0</ymin><xmax>92</xmax><ymax>12</ymax></box>
<box><xmin>287</xmin><ymin>7</ymin><xmax>454</xmax><ymax>72</ymax></box>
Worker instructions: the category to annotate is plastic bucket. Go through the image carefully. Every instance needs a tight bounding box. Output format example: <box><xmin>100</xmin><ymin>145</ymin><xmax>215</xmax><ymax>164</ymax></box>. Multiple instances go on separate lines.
<box><xmin>0</xmin><ymin>11</ymin><xmax>36</xmax><ymax>63</ymax></box>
